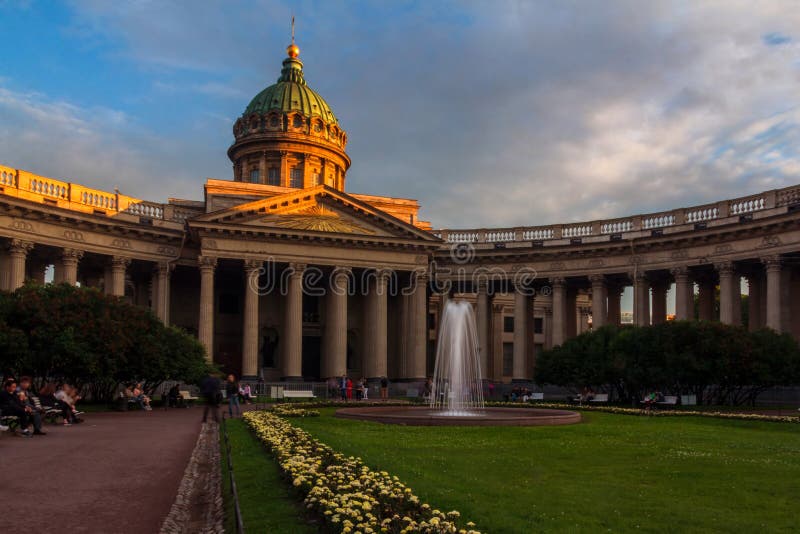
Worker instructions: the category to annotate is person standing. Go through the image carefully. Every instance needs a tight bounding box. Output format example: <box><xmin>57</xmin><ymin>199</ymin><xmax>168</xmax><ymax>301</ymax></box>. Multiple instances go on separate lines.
<box><xmin>346</xmin><ymin>377</ymin><xmax>353</xmax><ymax>400</ymax></box>
<box><xmin>339</xmin><ymin>375</ymin><xmax>347</xmax><ymax>401</ymax></box>
<box><xmin>201</xmin><ymin>373</ymin><xmax>222</xmax><ymax>423</ymax></box>
<box><xmin>226</xmin><ymin>374</ymin><xmax>240</xmax><ymax>417</ymax></box>
<box><xmin>380</xmin><ymin>376</ymin><xmax>389</xmax><ymax>400</ymax></box>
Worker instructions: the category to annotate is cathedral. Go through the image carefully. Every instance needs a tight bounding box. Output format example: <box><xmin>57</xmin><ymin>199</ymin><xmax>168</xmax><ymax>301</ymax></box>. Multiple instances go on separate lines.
<box><xmin>2</xmin><ymin>41</ymin><xmax>800</xmax><ymax>391</ymax></box>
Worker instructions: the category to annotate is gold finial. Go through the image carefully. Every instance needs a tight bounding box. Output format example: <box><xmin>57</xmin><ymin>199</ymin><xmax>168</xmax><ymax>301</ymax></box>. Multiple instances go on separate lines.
<box><xmin>287</xmin><ymin>15</ymin><xmax>299</xmax><ymax>58</ymax></box>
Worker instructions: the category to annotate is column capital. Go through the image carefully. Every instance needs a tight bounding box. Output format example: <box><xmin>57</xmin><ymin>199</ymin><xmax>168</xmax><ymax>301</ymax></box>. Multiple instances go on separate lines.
<box><xmin>9</xmin><ymin>239</ymin><xmax>33</xmax><ymax>255</ymax></box>
<box><xmin>629</xmin><ymin>270</ymin><xmax>648</xmax><ymax>283</ymax></box>
<box><xmin>288</xmin><ymin>262</ymin><xmax>307</xmax><ymax>277</ymax></box>
<box><xmin>198</xmin><ymin>255</ymin><xmax>218</xmax><ymax>271</ymax></box>
<box><xmin>670</xmin><ymin>265</ymin><xmax>690</xmax><ymax>279</ymax></box>
<box><xmin>62</xmin><ymin>248</ymin><xmax>84</xmax><ymax>261</ymax></box>
<box><xmin>492</xmin><ymin>303</ymin><xmax>505</xmax><ymax>314</ymax></box>
<box><xmin>544</xmin><ymin>306</ymin><xmax>553</xmax><ymax>317</ymax></box>
<box><xmin>714</xmin><ymin>261</ymin><xmax>735</xmax><ymax>275</ymax></box>
<box><xmin>761</xmin><ymin>255</ymin><xmax>782</xmax><ymax>271</ymax></box>
<box><xmin>244</xmin><ymin>259</ymin><xmax>263</xmax><ymax>273</ymax></box>
<box><xmin>111</xmin><ymin>256</ymin><xmax>131</xmax><ymax>270</ymax></box>
<box><xmin>155</xmin><ymin>261</ymin><xmax>174</xmax><ymax>275</ymax></box>
<box><xmin>549</xmin><ymin>276</ymin><xmax>566</xmax><ymax>287</ymax></box>
<box><xmin>589</xmin><ymin>274</ymin><xmax>606</xmax><ymax>286</ymax></box>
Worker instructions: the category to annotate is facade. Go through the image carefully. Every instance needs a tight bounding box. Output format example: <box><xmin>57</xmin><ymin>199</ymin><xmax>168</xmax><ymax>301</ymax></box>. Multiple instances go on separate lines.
<box><xmin>2</xmin><ymin>43</ymin><xmax>800</xmax><ymax>388</ymax></box>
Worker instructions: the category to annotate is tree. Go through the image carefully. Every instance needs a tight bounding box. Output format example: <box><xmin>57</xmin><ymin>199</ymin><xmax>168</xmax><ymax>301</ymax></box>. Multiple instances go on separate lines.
<box><xmin>0</xmin><ymin>283</ymin><xmax>212</xmax><ymax>402</ymax></box>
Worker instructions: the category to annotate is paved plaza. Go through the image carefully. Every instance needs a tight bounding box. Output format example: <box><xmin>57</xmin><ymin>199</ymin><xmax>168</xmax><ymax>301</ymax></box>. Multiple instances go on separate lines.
<box><xmin>2</xmin><ymin>409</ymin><xmax>203</xmax><ymax>534</ymax></box>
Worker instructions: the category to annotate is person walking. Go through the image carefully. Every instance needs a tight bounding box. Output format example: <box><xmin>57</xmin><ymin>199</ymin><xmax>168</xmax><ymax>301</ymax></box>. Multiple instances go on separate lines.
<box><xmin>226</xmin><ymin>374</ymin><xmax>240</xmax><ymax>417</ymax></box>
<box><xmin>200</xmin><ymin>373</ymin><xmax>222</xmax><ymax>423</ymax></box>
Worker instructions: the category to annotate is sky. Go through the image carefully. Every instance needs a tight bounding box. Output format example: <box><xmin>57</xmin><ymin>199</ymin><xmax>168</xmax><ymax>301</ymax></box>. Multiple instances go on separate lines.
<box><xmin>1</xmin><ymin>0</ymin><xmax>799</xmax><ymax>230</ymax></box>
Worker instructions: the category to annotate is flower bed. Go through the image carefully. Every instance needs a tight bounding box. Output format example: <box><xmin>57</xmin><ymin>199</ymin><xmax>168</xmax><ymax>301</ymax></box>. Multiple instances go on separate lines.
<box><xmin>244</xmin><ymin>411</ymin><xmax>480</xmax><ymax>533</ymax></box>
<box><xmin>272</xmin><ymin>404</ymin><xmax>320</xmax><ymax>417</ymax></box>
<box><xmin>485</xmin><ymin>401</ymin><xmax>800</xmax><ymax>424</ymax></box>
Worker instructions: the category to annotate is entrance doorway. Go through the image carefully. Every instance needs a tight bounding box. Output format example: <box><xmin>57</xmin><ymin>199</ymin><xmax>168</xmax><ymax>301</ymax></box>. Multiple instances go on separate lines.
<box><xmin>302</xmin><ymin>335</ymin><xmax>321</xmax><ymax>379</ymax></box>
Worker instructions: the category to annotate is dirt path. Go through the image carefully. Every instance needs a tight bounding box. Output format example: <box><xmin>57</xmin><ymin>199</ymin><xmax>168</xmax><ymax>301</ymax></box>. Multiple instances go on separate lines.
<box><xmin>1</xmin><ymin>407</ymin><xmax>202</xmax><ymax>534</ymax></box>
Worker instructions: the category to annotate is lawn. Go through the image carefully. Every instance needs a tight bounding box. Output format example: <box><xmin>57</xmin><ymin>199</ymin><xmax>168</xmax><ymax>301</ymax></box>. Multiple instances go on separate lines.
<box><xmin>287</xmin><ymin>408</ymin><xmax>800</xmax><ymax>533</ymax></box>
<box><xmin>220</xmin><ymin>418</ymin><xmax>317</xmax><ymax>533</ymax></box>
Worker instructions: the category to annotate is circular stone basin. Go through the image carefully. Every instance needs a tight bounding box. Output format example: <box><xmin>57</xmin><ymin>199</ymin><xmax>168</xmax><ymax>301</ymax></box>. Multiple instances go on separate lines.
<box><xmin>335</xmin><ymin>406</ymin><xmax>581</xmax><ymax>426</ymax></box>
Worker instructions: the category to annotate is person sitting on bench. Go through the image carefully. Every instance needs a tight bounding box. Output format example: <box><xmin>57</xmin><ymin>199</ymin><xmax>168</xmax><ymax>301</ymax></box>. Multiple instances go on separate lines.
<box><xmin>1</xmin><ymin>378</ymin><xmax>44</xmax><ymax>436</ymax></box>
<box><xmin>38</xmin><ymin>382</ymin><xmax>75</xmax><ymax>425</ymax></box>
<box><xmin>167</xmin><ymin>384</ymin><xmax>182</xmax><ymax>408</ymax></box>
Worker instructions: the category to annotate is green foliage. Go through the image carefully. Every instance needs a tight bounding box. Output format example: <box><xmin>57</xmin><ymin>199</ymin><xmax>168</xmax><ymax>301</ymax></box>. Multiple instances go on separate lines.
<box><xmin>0</xmin><ymin>283</ymin><xmax>212</xmax><ymax>400</ymax></box>
<box><xmin>536</xmin><ymin>321</ymin><xmax>800</xmax><ymax>404</ymax></box>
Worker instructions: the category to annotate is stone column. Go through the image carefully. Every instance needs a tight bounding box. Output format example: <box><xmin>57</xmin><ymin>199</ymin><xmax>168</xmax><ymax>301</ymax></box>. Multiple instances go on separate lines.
<box><xmin>651</xmin><ymin>280</ymin><xmax>668</xmax><ymax>325</ymax></box>
<box><xmin>198</xmin><ymin>256</ymin><xmax>217</xmax><ymax>363</ymax></box>
<box><xmin>154</xmin><ymin>262</ymin><xmax>173</xmax><ymax>324</ymax></box>
<box><xmin>282</xmin><ymin>263</ymin><xmax>305</xmax><ymax>380</ymax></box>
<box><xmin>512</xmin><ymin>289</ymin><xmax>528</xmax><ymax>381</ymax></box>
<box><xmin>491</xmin><ymin>302</ymin><xmax>505</xmax><ymax>379</ymax></box>
<box><xmin>716</xmin><ymin>262</ymin><xmax>739</xmax><ymax>325</ymax></box>
<box><xmin>8</xmin><ymin>239</ymin><xmax>33</xmax><ymax>290</ymax></box>
<box><xmin>438</xmin><ymin>288</ymin><xmax>450</xmax><ymax>329</ymax></box>
<box><xmin>242</xmin><ymin>260</ymin><xmax>263</xmax><ymax>379</ymax></box>
<box><xmin>0</xmin><ymin>249</ymin><xmax>9</xmax><ymax>291</ymax></box>
<box><xmin>697</xmin><ymin>278</ymin><xmax>715</xmax><ymax>321</ymax></box>
<box><xmin>258</xmin><ymin>151</ymin><xmax>267</xmax><ymax>184</ymax></box>
<box><xmin>607</xmin><ymin>285</ymin><xmax>622</xmax><ymax>325</ymax></box>
<box><xmin>747</xmin><ymin>273</ymin><xmax>763</xmax><ymax>331</ymax></box>
<box><xmin>475</xmin><ymin>280</ymin><xmax>490</xmax><ymax>378</ymax></box>
<box><xmin>671</xmin><ymin>266</ymin><xmax>693</xmax><ymax>320</ymax></box>
<box><xmin>550</xmin><ymin>277</ymin><xmax>567</xmax><ymax>346</ymax></box>
<box><xmin>323</xmin><ymin>267</ymin><xmax>349</xmax><ymax>378</ymax></box>
<box><xmin>409</xmin><ymin>272</ymin><xmax>428</xmax><ymax>380</ymax></box>
<box><xmin>279</xmin><ymin>150</ymin><xmax>288</xmax><ymax>187</ymax></box>
<box><xmin>631</xmin><ymin>272</ymin><xmax>650</xmax><ymax>326</ymax></box>
<box><xmin>589</xmin><ymin>274</ymin><xmax>607</xmax><ymax>329</ymax></box>
<box><xmin>565</xmin><ymin>288</ymin><xmax>577</xmax><ymax>339</ymax></box>
<box><xmin>364</xmin><ymin>270</ymin><xmax>389</xmax><ymax>380</ymax></box>
<box><xmin>763</xmin><ymin>256</ymin><xmax>783</xmax><ymax>332</ymax></box>
<box><xmin>109</xmin><ymin>256</ymin><xmax>130</xmax><ymax>297</ymax></box>
<box><xmin>543</xmin><ymin>306</ymin><xmax>553</xmax><ymax>349</ymax></box>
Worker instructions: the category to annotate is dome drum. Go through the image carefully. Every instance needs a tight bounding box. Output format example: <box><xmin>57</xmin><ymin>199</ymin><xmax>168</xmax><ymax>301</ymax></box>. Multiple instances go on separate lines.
<box><xmin>228</xmin><ymin>44</ymin><xmax>349</xmax><ymax>191</ymax></box>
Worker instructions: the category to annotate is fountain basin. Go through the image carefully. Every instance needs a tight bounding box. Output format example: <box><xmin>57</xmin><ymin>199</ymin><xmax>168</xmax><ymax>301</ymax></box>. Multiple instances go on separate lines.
<box><xmin>335</xmin><ymin>406</ymin><xmax>581</xmax><ymax>426</ymax></box>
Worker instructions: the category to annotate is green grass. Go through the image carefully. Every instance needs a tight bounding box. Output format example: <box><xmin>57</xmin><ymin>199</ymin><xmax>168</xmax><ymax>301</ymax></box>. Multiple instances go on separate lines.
<box><xmin>219</xmin><ymin>418</ymin><xmax>316</xmax><ymax>533</ymax></box>
<box><xmin>288</xmin><ymin>408</ymin><xmax>800</xmax><ymax>533</ymax></box>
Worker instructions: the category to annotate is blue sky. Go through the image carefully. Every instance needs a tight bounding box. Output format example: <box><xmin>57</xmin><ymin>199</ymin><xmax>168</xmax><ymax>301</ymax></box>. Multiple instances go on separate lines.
<box><xmin>1</xmin><ymin>0</ymin><xmax>799</xmax><ymax>230</ymax></box>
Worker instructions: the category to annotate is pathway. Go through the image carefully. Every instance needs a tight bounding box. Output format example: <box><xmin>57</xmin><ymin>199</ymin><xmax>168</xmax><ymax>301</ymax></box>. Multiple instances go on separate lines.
<box><xmin>1</xmin><ymin>407</ymin><xmax>203</xmax><ymax>533</ymax></box>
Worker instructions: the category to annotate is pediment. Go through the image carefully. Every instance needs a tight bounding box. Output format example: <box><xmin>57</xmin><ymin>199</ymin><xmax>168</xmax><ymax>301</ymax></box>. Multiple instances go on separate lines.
<box><xmin>191</xmin><ymin>185</ymin><xmax>439</xmax><ymax>242</ymax></box>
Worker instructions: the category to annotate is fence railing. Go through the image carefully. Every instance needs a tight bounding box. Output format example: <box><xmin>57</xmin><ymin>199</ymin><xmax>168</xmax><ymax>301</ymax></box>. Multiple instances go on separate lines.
<box><xmin>221</xmin><ymin>415</ymin><xmax>245</xmax><ymax>534</ymax></box>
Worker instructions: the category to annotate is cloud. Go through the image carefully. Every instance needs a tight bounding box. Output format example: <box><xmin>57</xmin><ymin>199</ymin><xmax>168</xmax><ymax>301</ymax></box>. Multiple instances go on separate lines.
<box><xmin>4</xmin><ymin>1</ymin><xmax>800</xmax><ymax>229</ymax></box>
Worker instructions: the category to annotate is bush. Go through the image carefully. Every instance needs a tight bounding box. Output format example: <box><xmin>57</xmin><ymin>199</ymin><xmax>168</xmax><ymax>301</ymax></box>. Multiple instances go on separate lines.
<box><xmin>535</xmin><ymin>321</ymin><xmax>800</xmax><ymax>405</ymax></box>
<box><xmin>0</xmin><ymin>283</ymin><xmax>212</xmax><ymax>401</ymax></box>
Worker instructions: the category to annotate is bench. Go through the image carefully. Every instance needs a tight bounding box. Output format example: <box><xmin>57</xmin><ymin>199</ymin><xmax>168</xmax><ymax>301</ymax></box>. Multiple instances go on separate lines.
<box><xmin>179</xmin><ymin>390</ymin><xmax>199</xmax><ymax>406</ymax></box>
<box><xmin>282</xmin><ymin>390</ymin><xmax>315</xmax><ymax>400</ymax></box>
<box><xmin>30</xmin><ymin>395</ymin><xmax>64</xmax><ymax>423</ymax></box>
<box><xmin>1</xmin><ymin>415</ymin><xmax>19</xmax><ymax>431</ymax></box>
<box><xmin>589</xmin><ymin>393</ymin><xmax>609</xmax><ymax>403</ymax></box>
<box><xmin>525</xmin><ymin>392</ymin><xmax>544</xmax><ymax>401</ymax></box>
<box><xmin>657</xmin><ymin>395</ymin><xmax>678</xmax><ymax>407</ymax></box>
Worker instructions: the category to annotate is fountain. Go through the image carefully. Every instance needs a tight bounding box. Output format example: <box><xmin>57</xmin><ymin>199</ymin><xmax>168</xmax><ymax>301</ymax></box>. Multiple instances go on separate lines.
<box><xmin>430</xmin><ymin>301</ymin><xmax>484</xmax><ymax>415</ymax></box>
<box><xmin>335</xmin><ymin>300</ymin><xmax>580</xmax><ymax>426</ymax></box>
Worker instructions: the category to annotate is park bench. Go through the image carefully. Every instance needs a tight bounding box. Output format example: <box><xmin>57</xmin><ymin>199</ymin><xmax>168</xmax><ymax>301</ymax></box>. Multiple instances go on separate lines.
<box><xmin>179</xmin><ymin>390</ymin><xmax>199</xmax><ymax>405</ymax></box>
<box><xmin>1</xmin><ymin>415</ymin><xmax>19</xmax><ymax>431</ymax></box>
<box><xmin>525</xmin><ymin>392</ymin><xmax>544</xmax><ymax>401</ymax></box>
<box><xmin>589</xmin><ymin>393</ymin><xmax>609</xmax><ymax>403</ymax></box>
<box><xmin>30</xmin><ymin>395</ymin><xmax>64</xmax><ymax>423</ymax></box>
<box><xmin>282</xmin><ymin>390</ymin><xmax>315</xmax><ymax>400</ymax></box>
<box><xmin>657</xmin><ymin>395</ymin><xmax>679</xmax><ymax>407</ymax></box>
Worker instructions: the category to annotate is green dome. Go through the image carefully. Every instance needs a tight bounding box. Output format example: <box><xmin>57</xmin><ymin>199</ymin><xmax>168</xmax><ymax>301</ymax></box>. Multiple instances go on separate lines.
<box><xmin>243</xmin><ymin>56</ymin><xmax>338</xmax><ymax>125</ymax></box>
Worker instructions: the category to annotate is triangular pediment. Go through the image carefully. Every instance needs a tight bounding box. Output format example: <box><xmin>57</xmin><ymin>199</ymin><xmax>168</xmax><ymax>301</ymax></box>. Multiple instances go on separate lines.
<box><xmin>190</xmin><ymin>185</ymin><xmax>439</xmax><ymax>242</ymax></box>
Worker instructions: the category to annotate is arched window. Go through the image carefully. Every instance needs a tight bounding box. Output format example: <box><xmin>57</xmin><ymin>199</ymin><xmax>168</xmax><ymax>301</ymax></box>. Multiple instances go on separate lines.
<box><xmin>250</xmin><ymin>169</ymin><xmax>260</xmax><ymax>183</ymax></box>
<box><xmin>268</xmin><ymin>168</ymin><xmax>280</xmax><ymax>186</ymax></box>
<box><xmin>292</xmin><ymin>115</ymin><xmax>304</xmax><ymax>128</ymax></box>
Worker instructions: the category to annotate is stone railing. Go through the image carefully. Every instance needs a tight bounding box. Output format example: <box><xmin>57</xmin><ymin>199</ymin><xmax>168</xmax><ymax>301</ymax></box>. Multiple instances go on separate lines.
<box><xmin>0</xmin><ymin>163</ymin><xmax>194</xmax><ymax>223</ymax></box>
<box><xmin>435</xmin><ymin>186</ymin><xmax>793</xmax><ymax>244</ymax></box>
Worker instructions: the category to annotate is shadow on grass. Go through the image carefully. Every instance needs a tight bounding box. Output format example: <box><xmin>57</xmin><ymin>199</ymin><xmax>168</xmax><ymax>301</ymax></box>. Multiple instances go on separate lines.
<box><xmin>219</xmin><ymin>418</ymin><xmax>317</xmax><ymax>533</ymax></box>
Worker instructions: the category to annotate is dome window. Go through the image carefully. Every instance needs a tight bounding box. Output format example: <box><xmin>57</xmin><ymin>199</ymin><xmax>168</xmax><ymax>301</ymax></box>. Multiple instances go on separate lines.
<box><xmin>270</xmin><ymin>116</ymin><xmax>279</xmax><ymax>127</ymax></box>
<box><xmin>268</xmin><ymin>168</ymin><xmax>280</xmax><ymax>186</ymax></box>
<box><xmin>290</xmin><ymin>167</ymin><xmax>303</xmax><ymax>188</ymax></box>
<box><xmin>292</xmin><ymin>115</ymin><xmax>304</xmax><ymax>128</ymax></box>
<box><xmin>249</xmin><ymin>169</ymin><xmax>260</xmax><ymax>183</ymax></box>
